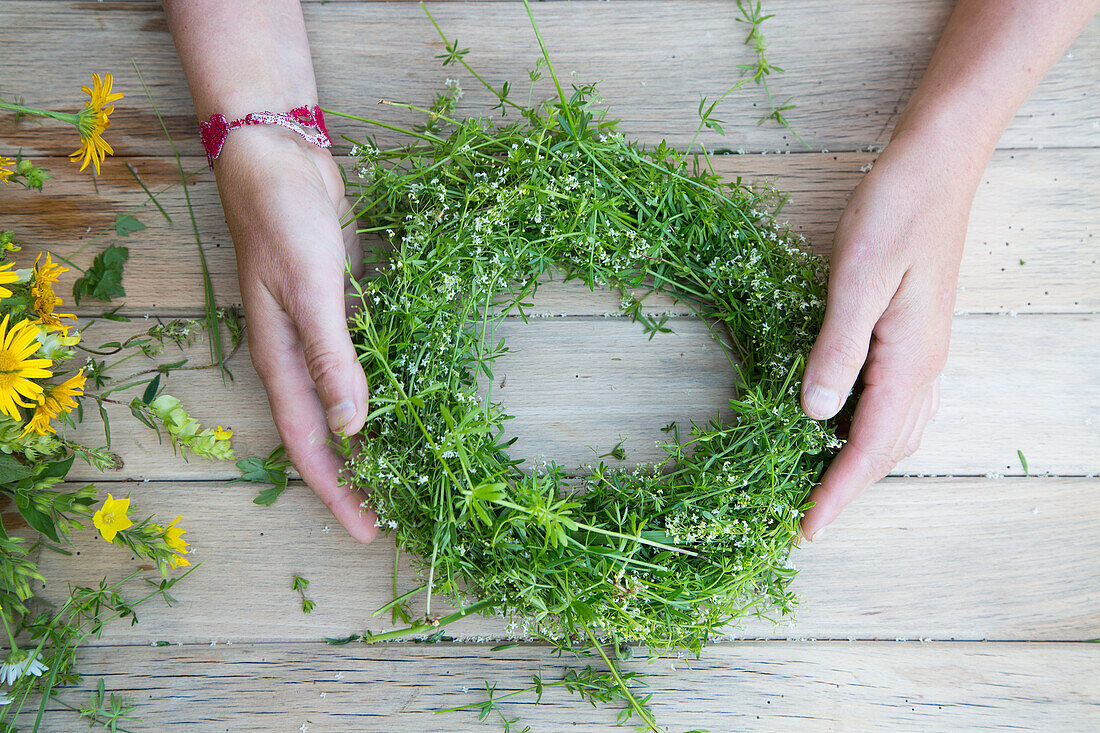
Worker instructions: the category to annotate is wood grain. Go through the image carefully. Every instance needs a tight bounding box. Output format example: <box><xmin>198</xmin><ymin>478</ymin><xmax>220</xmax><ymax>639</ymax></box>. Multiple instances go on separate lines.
<box><xmin>19</xmin><ymin>641</ymin><xmax>1100</xmax><ymax>732</ymax></box>
<box><xmin>58</xmin><ymin>313</ymin><xmax>1100</xmax><ymax>483</ymax></box>
<box><xmin>1</xmin><ymin>1</ymin><xmax>1097</xmax><ymax>158</ymax></box>
<box><xmin>3</xmin><ymin>149</ymin><xmax>1097</xmax><ymax>316</ymax></box>
<box><xmin>29</xmin><ymin>476</ymin><xmax>1100</xmax><ymax>644</ymax></box>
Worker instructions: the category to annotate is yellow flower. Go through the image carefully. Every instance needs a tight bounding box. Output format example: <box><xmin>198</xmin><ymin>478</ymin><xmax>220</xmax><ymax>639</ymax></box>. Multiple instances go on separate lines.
<box><xmin>163</xmin><ymin>516</ymin><xmax>188</xmax><ymax>553</ymax></box>
<box><xmin>0</xmin><ymin>262</ymin><xmax>18</xmax><ymax>300</ymax></box>
<box><xmin>21</xmin><ymin>370</ymin><xmax>85</xmax><ymax>436</ymax></box>
<box><xmin>31</xmin><ymin>254</ymin><xmax>75</xmax><ymax>334</ymax></box>
<box><xmin>0</xmin><ymin>156</ymin><xmax>13</xmax><ymax>185</ymax></box>
<box><xmin>213</xmin><ymin>425</ymin><xmax>232</xmax><ymax>440</ymax></box>
<box><xmin>21</xmin><ymin>396</ymin><xmax>54</xmax><ymax>437</ymax></box>
<box><xmin>92</xmin><ymin>493</ymin><xmax>133</xmax><ymax>542</ymax></box>
<box><xmin>70</xmin><ymin>73</ymin><xmax>123</xmax><ymax>175</ymax></box>
<box><xmin>153</xmin><ymin>516</ymin><xmax>190</xmax><ymax>568</ymax></box>
<box><xmin>0</xmin><ymin>315</ymin><xmax>53</xmax><ymax>421</ymax></box>
<box><xmin>32</xmin><ymin>252</ymin><xmax>66</xmax><ymax>288</ymax></box>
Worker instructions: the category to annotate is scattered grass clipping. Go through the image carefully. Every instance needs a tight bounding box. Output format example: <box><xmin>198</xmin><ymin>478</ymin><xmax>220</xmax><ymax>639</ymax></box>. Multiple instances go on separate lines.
<box><xmin>335</xmin><ymin>1</ymin><xmax>840</xmax><ymax>727</ymax></box>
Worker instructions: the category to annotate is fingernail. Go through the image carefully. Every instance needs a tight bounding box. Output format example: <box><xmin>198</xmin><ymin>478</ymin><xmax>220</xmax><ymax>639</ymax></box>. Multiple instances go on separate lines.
<box><xmin>811</xmin><ymin>526</ymin><xmax>828</xmax><ymax>542</ymax></box>
<box><xmin>803</xmin><ymin>383</ymin><xmax>842</xmax><ymax>419</ymax></box>
<box><xmin>326</xmin><ymin>400</ymin><xmax>357</xmax><ymax>433</ymax></box>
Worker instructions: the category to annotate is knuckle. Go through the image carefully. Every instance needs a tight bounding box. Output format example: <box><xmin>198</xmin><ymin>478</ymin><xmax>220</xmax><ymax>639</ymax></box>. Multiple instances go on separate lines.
<box><xmin>912</xmin><ymin>348</ymin><xmax>948</xmax><ymax>381</ymax></box>
<box><xmin>905</xmin><ymin>433</ymin><xmax>923</xmax><ymax>458</ymax></box>
<box><xmin>819</xmin><ymin>330</ymin><xmax>868</xmax><ymax>374</ymax></box>
<box><xmin>304</xmin><ymin>345</ymin><xmax>346</xmax><ymax>390</ymax></box>
<box><xmin>852</xmin><ymin>443</ymin><xmax>896</xmax><ymax>477</ymax></box>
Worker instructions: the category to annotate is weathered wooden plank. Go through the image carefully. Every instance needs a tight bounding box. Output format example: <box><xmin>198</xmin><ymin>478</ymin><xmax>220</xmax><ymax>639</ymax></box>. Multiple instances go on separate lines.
<box><xmin>1</xmin><ymin>1</ymin><xmax>1096</xmax><ymax>157</ymax></box>
<box><xmin>59</xmin><ymin>313</ymin><xmax>1100</xmax><ymax>482</ymax></box>
<box><xmin>28</xmin><ymin>477</ymin><xmax>1100</xmax><ymax>643</ymax></box>
<box><xmin>22</xmin><ymin>641</ymin><xmax>1100</xmax><ymax>732</ymax></box>
<box><xmin>3</xmin><ymin>149</ymin><xmax>1097</xmax><ymax>316</ymax></box>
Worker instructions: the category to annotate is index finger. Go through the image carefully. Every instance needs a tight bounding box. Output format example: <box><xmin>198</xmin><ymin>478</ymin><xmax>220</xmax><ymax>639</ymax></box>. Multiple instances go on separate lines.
<box><xmin>801</xmin><ymin>378</ymin><xmax>927</xmax><ymax>541</ymax></box>
<box><xmin>247</xmin><ymin>289</ymin><xmax>378</xmax><ymax>544</ymax></box>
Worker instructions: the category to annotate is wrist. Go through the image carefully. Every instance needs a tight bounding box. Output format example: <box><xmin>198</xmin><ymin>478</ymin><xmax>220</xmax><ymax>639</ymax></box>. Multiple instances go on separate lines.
<box><xmin>885</xmin><ymin>105</ymin><xmax>994</xmax><ymax>189</ymax></box>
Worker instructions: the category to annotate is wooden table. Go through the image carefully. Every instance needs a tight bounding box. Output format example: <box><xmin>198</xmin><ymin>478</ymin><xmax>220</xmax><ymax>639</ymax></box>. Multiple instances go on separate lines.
<box><xmin>2</xmin><ymin>1</ymin><xmax>1098</xmax><ymax>730</ymax></box>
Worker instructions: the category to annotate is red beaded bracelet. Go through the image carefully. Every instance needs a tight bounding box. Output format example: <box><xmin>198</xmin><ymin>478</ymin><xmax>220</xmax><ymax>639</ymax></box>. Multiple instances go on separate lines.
<box><xmin>199</xmin><ymin>104</ymin><xmax>332</xmax><ymax>168</ymax></box>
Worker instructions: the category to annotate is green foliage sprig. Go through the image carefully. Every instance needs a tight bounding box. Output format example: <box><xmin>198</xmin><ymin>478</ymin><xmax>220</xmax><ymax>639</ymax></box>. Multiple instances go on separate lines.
<box><xmin>330</xmin><ymin>1</ymin><xmax>839</xmax><ymax>728</ymax></box>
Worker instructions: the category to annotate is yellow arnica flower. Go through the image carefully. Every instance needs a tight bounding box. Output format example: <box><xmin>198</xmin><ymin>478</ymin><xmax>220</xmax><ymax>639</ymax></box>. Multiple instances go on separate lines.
<box><xmin>32</xmin><ymin>252</ymin><xmax>66</xmax><ymax>288</ymax></box>
<box><xmin>31</xmin><ymin>254</ymin><xmax>75</xmax><ymax>334</ymax></box>
<box><xmin>21</xmin><ymin>370</ymin><xmax>85</xmax><ymax>437</ymax></box>
<box><xmin>0</xmin><ymin>156</ymin><xmax>14</xmax><ymax>185</ymax></box>
<box><xmin>0</xmin><ymin>315</ymin><xmax>53</xmax><ymax>421</ymax></box>
<box><xmin>70</xmin><ymin>73</ymin><xmax>123</xmax><ymax>176</ymax></box>
<box><xmin>0</xmin><ymin>262</ymin><xmax>19</xmax><ymax>300</ymax></box>
<box><xmin>92</xmin><ymin>493</ymin><xmax>133</xmax><ymax>543</ymax></box>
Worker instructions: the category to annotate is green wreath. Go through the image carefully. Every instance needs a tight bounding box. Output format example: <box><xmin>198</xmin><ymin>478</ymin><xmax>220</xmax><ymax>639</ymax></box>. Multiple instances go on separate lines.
<box><xmin>337</xmin><ymin>3</ymin><xmax>839</xmax><ymax>661</ymax></box>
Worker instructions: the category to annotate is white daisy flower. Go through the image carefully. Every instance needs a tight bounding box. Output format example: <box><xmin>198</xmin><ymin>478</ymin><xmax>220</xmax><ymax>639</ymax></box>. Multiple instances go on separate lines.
<box><xmin>0</xmin><ymin>651</ymin><xmax>48</xmax><ymax>686</ymax></box>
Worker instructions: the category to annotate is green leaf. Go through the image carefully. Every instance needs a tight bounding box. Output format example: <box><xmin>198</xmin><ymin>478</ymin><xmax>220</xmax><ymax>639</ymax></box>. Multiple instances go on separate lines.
<box><xmin>72</xmin><ymin>244</ymin><xmax>129</xmax><ymax>305</ymax></box>
<box><xmin>15</xmin><ymin>494</ymin><xmax>60</xmax><ymax>542</ymax></box>
<box><xmin>253</xmin><ymin>484</ymin><xmax>287</xmax><ymax>507</ymax></box>
<box><xmin>0</xmin><ymin>454</ymin><xmax>34</xmax><ymax>483</ymax></box>
<box><xmin>324</xmin><ymin>634</ymin><xmax>362</xmax><ymax>646</ymax></box>
<box><xmin>141</xmin><ymin>374</ymin><xmax>161</xmax><ymax>405</ymax></box>
<box><xmin>114</xmin><ymin>214</ymin><xmax>146</xmax><ymax>237</ymax></box>
<box><xmin>35</xmin><ymin>454</ymin><xmax>75</xmax><ymax>481</ymax></box>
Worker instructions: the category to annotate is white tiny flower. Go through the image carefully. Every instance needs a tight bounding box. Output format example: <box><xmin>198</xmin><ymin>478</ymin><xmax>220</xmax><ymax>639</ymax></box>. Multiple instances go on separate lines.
<box><xmin>335</xmin><ymin>672</ymin><xmax>344</xmax><ymax>681</ymax></box>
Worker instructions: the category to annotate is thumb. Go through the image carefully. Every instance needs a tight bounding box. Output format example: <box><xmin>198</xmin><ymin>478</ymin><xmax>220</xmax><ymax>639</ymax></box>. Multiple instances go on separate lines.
<box><xmin>802</xmin><ymin>259</ymin><xmax>897</xmax><ymax>420</ymax></box>
<box><xmin>287</xmin><ymin>275</ymin><xmax>369</xmax><ymax>436</ymax></box>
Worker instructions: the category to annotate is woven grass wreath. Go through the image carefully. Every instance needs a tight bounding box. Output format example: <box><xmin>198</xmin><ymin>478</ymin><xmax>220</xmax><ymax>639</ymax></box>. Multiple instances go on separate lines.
<box><xmin>336</xmin><ymin>0</ymin><xmax>839</xmax><ymax>682</ymax></box>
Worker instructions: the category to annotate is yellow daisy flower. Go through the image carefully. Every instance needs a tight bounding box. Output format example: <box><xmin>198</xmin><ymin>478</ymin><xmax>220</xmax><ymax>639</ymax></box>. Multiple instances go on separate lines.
<box><xmin>92</xmin><ymin>493</ymin><xmax>133</xmax><ymax>543</ymax></box>
<box><xmin>21</xmin><ymin>370</ymin><xmax>85</xmax><ymax>436</ymax></box>
<box><xmin>0</xmin><ymin>156</ymin><xmax>13</xmax><ymax>185</ymax></box>
<box><xmin>31</xmin><ymin>254</ymin><xmax>75</xmax><ymax>333</ymax></box>
<box><xmin>50</xmin><ymin>370</ymin><xmax>85</xmax><ymax>412</ymax></box>
<box><xmin>0</xmin><ymin>315</ymin><xmax>53</xmax><ymax>421</ymax></box>
<box><xmin>21</xmin><ymin>395</ymin><xmax>54</xmax><ymax>436</ymax></box>
<box><xmin>70</xmin><ymin>73</ymin><xmax>123</xmax><ymax>176</ymax></box>
<box><xmin>0</xmin><ymin>262</ymin><xmax>19</xmax><ymax>299</ymax></box>
<box><xmin>32</xmin><ymin>252</ymin><xmax>66</xmax><ymax>287</ymax></box>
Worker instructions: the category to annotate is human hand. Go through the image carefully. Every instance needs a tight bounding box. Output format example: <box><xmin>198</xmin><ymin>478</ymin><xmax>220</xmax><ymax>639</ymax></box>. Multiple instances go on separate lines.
<box><xmin>798</xmin><ymin>129</ymin><xmax>981</xmax><ymax>541</ymax></box>
<box><xmin>215</xmin><ymin>126</ymin><xmax>377</xmax><ymax>543</ymax></box>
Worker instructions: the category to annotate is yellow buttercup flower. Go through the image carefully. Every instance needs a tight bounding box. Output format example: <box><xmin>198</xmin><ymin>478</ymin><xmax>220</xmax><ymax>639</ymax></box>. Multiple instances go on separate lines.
<box><xmin>213</xmin><ymin>425</ymin><xmax>232</xmax><ymax>440</ymax></box>
<box><xmin>0</xmin><ymin>262</ymin><xmax>19</xmax><ymax>299</ymax></box>
<box><xmin>0</xmin><ymin>156</ymin><xmax>13</xmax><ymax>184</ymax></box>
<box><xmin>70</xmin><ymin>73</ymin><xmax>123</xmax><ymax>175</ymax></box>
<box><xmin>0</xmin><ymin>315</ymin><xmax>53</xmax><ymax>421</ymax></box>
<box><xmin>21</xmin><ymin>370</ymin><xmax>85</xmax><ymax>436</ymax></box>
<box><xmin>92</xmin><ymin>493</ymin><xmax>133</xmax><ymax>543</ymax></box>
<box><xmin>31</xmin><ymin>254</ymin><xmax>75</xmax><ymax>333</ymax></box>
<box><xmin>152</xmin><ymin>516</ymin><xmax>191</xmax><ymax>568</ymax></box>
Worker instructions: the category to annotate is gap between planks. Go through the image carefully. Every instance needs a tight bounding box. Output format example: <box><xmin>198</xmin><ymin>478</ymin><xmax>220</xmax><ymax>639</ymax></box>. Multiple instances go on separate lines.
<box><xmin>27</xmin><ymin>477</ymin><xmax>1100</xmax><ymax>643</ymax></box>
<box><xmin>1</xmin><ymin>0</ymin><xmax>1097</xmax><ymax>156</ymax></box>
<box><xmin>18</xmin><ymin>641</ymin><xmax>1100</xmax><ymax>733</ymax></box>
<box><xmin>4</xmin><ymin>149</ymin><xmax>1098</xmax><ymax>315</ymax></box>
<box><xmin>57</xmin><ymin>312</ymin><xmax>1100</xmax><ymax>481</ymax></box>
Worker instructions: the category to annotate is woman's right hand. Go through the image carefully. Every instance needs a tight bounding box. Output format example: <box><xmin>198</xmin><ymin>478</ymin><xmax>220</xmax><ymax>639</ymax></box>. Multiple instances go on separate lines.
<box><xmin>215</xmin><ymin>125</ymin><xmax>378</xmax><ymax>543</ymax></box>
